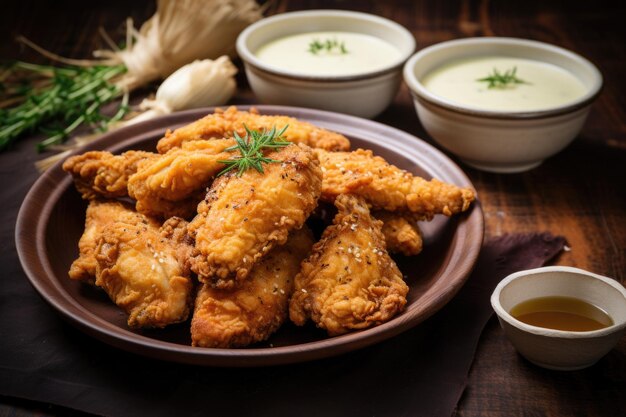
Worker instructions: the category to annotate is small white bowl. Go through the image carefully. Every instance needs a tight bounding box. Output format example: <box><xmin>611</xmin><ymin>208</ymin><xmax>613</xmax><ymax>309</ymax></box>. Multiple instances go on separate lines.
<box><xmin>491</xmin><ymin>266</ymin><xmax>626</xmax><ymax>371</ymax></box>
<box><xmin>236</xmin><ymin>10</ymin><xmax>415</xmax><ymax>118</ymax></box>
<box><xmin>403</xmin><ymin>37</ymin><xmax>603</xmax><ymax>173</ymax></box>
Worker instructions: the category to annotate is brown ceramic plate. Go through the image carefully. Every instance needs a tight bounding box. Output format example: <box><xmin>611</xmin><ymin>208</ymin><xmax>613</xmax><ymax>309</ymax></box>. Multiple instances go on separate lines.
<box><xmin>15</xmin><ymin>105</ymin><xmax>483</xmax><ymax>367</ymax></box>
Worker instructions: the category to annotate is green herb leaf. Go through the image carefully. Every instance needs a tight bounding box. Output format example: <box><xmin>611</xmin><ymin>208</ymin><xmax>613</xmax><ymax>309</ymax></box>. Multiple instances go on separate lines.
<box><xmin>477</xmin><ymin>66</ymin><xmax>530</xmax><ymax>89</ymax></box>
<box><xmin>307</xmin><ymin>38</ymin><xmax>348</xmax><ymax>55</ymax></box>
<box><xmin>0</xmin><ymin>62</ymin><xmax>127</xmax><ymax>152</ymax></box>
<box><xmin>218</xmin><ymin>124</ymin><xmax>290</xmax><ymax>177</ymax></box>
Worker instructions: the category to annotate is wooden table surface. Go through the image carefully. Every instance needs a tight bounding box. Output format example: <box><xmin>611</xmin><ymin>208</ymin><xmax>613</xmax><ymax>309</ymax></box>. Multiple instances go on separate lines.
<box><xmin>1</xmin><ymin>0</ymin><xmax>624</xmax><ymax>416</ymax></box>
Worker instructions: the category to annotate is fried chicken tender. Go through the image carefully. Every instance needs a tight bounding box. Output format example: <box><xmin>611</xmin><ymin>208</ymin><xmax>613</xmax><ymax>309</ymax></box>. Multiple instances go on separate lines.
<box><xmin>63</xmin><ymin>150</ymin><xmax>156</xmax><ymax>200</ymax></box>
<box><xmin>290</xmin><ymin>194</ymin><xmax>409</xmax><ymax>336</ymax></box>
<box><xmin>127</xmin><ymin>139</ymin><xmax>236</xmax><ymax>218</ymax></box>
<box><xmin>191</xmin><ymin>227</ymin><xmax>314</xmax><ymax>348</ymax></box>
<box><xmin>69</xmin><ymin>200</ymin><xmax>152</xmax><ymax>283</ymax></box>
<box><xmin>156</xmin><ymin>106</ymin><xmax>351</xmax><ymax>154</ymax></box>
<box><xmin>188</xmin><ymin>143</ymin><xmax>322</xmax><ymax>289</ymax></box>
<box><xmin>315</xmin><ymin>148</ymin><xmax>475</xmax><ymax>220</ymax></box>
<box><xmin>309</xmin><ymin>203</ymin><xmax>424</xmax><ymax>256</ymax></box>
<box><xmin>373</xmin><ymin>211</ymin><xmax>423</xmax><ymax>256</ymax></box>
<box><xmin>64</xmin><ymin>140</ymin><xmax>236</xmax><ymax>219</ymax></box>
<box><xmin>94</xmin><ymin>216</ymin><xmax>194</xmax><ymax>328</ymax></box>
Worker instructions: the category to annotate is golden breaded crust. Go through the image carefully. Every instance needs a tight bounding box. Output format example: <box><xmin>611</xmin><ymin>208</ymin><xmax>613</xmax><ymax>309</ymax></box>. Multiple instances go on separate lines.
<box><xmin>156</xmin><ymin>106</ymin><xmax>350</xmax><ymax>153</ymax></box>
<box><xmin>290</xmin><ymin>194</ymin><xmax>409</xmax><ymax>336</ymax></box>
<box><xmin>191</xmin><ymin>227</ymin><xmax>314</xmax><ymax>348</ymax></box>
<box><xmin>315</xmin><ymin>148</ymin><xmax>475</xmax><ymax>219</ymax></box>
<box><xmin>128</xmin><ymin>139</ymin><xmax>236</xmax><ymax>218</ymax></box>
<box><xmin>95</xmin><ymin>217</ymin><xmax>193</xmax><ymax>328</ymax></box>
<box><xmin>69</xmin><ymin>200</ymin><xmax>153</xmax><ymax>283</ymax></box>
<box><xmin>188</xmin><ymin>143</ymin><xmax>322</xmax><ymax>289</ymax></box>
<box><xmin>63</xmin><ymin>150</ymin><xmax>156</xmax><ymax>200</ymax></box>
<box><xmin>374</xmin><ymin>211</ymin><xmax>423</xmax><ymax>256</ymax></box>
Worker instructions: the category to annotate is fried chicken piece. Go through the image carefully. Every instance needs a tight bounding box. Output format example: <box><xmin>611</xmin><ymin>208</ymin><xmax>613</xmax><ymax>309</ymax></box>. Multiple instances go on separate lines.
<box><xmin>69</xmin><ymin>200</ymin><xmax>151</xmax><ymax>283</ymax></box>
<box><xmin>315</xmin><ymin>148</ymin><xmax>475</xmax><ymax>220</ymax></box>
<box><xmin>191</xmin><ymin>227</ymin><xmax>314</xmax><ymax>348</ymax></box>
<box><xmin>309</xmin><ymin>203</ymin><xmax>424</xmax><ymax>256</ymax></box>
<box><xmin>64</xmin><ymin>140</ymin><xmax>235</xmax><ymax>219</ymax></box>
<box><xmin>373</xmin><ymin>211</ymin><xmax>423</xmax><ymax>256</ymax></box>
<box><xmin>131</xmin><ymin>192</ymin><xmax>204</xmax><ymax>220</ymax></box>
<box><xmin>290</xmin><ymin>194</ymin><xmax>409</xmax><ymax>336</ymax></box>
<box><xmin>188</xmin><ymin>143</ymin><xmax>322</xmax><ymax>289</ymax></box>
<box><xmin>94</xmin><ymin>216</ymin><xmax>194</xmax><ymax>328</ymax></box>
<box><xmin>63</xmin><ymin>150</ymin><xmax>156</xmax><ymax>200</ymax></box>
<box><xmin>127</xmin><ymin>139</ymin><xmax>236</xmax><ymax>218</ymax></box>
<box><xmin>156</xmin><ymin>106</ymin><xmax>350</xmax><ymax>153</ymax></box>
<box><xmin>158</xmin><ymin>216</ymin><xmax>195</xmax><ymax>268</ymax></box>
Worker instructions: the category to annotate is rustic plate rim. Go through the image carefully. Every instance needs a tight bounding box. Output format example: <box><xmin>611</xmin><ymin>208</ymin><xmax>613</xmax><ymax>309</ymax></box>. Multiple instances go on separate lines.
<box><xmin>15</xmin><ymin>105</ymin><xmax>484</xmax><ymax>367</ymax></box>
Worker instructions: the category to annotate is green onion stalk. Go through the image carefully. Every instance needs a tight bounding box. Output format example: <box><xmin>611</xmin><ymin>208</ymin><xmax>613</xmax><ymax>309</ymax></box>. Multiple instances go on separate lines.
<box><xmin>0</xmin><ymin>0</ymin><xmax>264</xmax><ymax>154</ymax></box>
<box><xmin>0</xmin><ymin>62</ymin><xmax>128</xmax><ymax>152</ymax></box>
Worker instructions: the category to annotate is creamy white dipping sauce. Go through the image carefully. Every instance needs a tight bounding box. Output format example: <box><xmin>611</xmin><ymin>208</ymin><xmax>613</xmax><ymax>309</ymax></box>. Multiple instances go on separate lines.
<box><xmin>421</xmin><ymin>56</ymin><xmax>588</xmax><ymax>111</ymax></box>
<box><xmin>255</xmin><ymin>31</ymin><xmax>401</xmax><ymax>77</ymax></box>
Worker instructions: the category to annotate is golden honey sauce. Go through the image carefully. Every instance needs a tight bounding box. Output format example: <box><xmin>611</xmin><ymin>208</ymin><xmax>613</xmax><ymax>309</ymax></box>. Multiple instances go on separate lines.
<box><xmin>510</xmin><ymin>296</ymin><xmax>613</xmax><ymax>332</ymax></box>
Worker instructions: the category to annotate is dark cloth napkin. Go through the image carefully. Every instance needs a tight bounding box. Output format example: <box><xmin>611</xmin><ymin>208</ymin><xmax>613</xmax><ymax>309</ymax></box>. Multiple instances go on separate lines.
<box><xmin>0</xmin><ymin>139</ymin><xmax>566</xmax><ymax>417</ymax></box>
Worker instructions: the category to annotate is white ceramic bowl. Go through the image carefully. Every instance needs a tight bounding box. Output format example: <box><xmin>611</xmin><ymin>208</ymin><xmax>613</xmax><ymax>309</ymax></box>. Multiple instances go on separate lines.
<box><xmin>403</xmin><ymin>37</ymin><xmax>603</xmax><ymax>173</ymax></box>
<box><xmin>491</xmin><ymin>266</ymin><xmax>626</xmax><ymax>371</ymax></box>
<box><xmin>236</xmin><ymin>10</ymin><xmax>415</xmax><ymax>118</ymax></box>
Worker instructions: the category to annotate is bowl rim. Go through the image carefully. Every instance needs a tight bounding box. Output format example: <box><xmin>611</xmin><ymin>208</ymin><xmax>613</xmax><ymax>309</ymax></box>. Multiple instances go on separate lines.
<box><xmin>490</xmin><ymin>266</ymin><xmax>626</xmax><ymax>338</ymax></box>
<box><xmin>403</xmin><ymin>37</ymin><xmax>604</xmax><ymax>120</ymax></box>
<box><xmin>236</xmin><ymin>9</ymin><xmax>416</xmax><ymax>82</ymax></box>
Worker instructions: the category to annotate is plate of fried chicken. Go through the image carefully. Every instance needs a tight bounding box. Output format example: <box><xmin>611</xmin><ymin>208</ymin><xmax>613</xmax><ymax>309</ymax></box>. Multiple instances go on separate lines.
<box><xmin>16</xmin><ymin>105</ymin><xmax>483</xmax><ymax>366</ymax></box>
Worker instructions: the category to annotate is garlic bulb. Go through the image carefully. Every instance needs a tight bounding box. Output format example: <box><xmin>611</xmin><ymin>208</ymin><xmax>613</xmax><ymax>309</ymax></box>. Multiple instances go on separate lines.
<box><xmin>142</xmin><ymin>56</ymin><xmax>237</xmax><ymax>115</ymax></box>
<box><xmin>97</xmin><ymin>0</ymin><xmax>263</xmax><ymax>90</ymax></box>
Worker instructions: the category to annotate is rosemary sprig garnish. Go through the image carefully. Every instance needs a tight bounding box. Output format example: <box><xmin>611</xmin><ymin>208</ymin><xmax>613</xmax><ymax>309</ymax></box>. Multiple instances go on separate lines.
<box><xmin>218</xmin><ymin>124</ymin><xmax>290</xmax><ymax>177</ymax></box>
<box><xmin>308</xmin><ymin>38</ymin><xmax>348</xmax><ymax>55</ymax></box>
<box><xmin>0</xmin><ymin>61</ymin><xmax>127</xmax><ymax>152</ymax></box>
<box><xmin>477</xmin><ymin>66</ymin><xmax>529</xmax><ymax>89</ymax></box>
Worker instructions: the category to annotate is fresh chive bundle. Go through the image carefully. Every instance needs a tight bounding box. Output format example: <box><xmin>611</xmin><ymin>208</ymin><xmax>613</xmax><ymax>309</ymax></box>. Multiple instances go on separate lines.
<box><xmin>0</xmin><ymin>62</ymin><xmax>128</xmax><ymax>152</ymax></box>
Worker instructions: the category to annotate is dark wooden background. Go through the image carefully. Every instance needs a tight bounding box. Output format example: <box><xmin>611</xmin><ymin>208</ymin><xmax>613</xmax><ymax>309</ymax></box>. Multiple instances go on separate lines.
<box><xmin>1</xmin><ymin>0</ymin><xmax>625</xmax><ymax>416</ymax></box>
